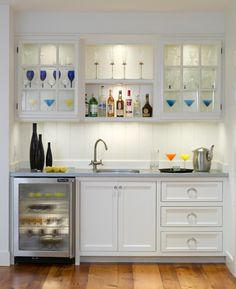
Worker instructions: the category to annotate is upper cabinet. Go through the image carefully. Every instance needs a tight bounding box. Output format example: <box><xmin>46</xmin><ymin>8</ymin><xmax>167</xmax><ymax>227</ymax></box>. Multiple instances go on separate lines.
<box><xmin>160</xmin><ymin>40</ymin><xmax>222</xmax><ymax>120</ymax></box>
<box><xmin>16</xmin><ymin>39</ymin><xmax>79</xmax><ymax>121</ymax></box>
<box><xmin>15</xmin><ymin>36</ymin><xmax>223</xmax><ymax>122</ymax></box>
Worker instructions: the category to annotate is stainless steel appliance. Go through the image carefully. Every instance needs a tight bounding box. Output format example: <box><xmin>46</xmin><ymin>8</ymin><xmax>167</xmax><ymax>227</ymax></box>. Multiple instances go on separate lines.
<box><xmin>192</xmin><ymin>145</ymin><xmax>214</xmax><ymax>172</ymax></box>
<box><xmin>13</xmin><ymin>177</ymin><xmax>75</xmax><ymax>261</ymax></box>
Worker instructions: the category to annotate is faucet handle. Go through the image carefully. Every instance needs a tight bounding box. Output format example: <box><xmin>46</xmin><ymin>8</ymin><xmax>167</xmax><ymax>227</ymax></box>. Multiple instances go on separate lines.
<box><xmin>100</xmin><ymin>160</ymin><xmax>104</xmax><ymax>166</ymax></box>
<box><xmin>89</xmin><ymin>161</ymin><xmax>94</xmax><ymax>166</ymax></box>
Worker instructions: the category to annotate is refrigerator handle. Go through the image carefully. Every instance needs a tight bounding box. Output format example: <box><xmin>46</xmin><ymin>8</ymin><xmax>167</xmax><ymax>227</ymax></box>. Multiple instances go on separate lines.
<box><xmin>69</xmin><ymin>181</ymin><xmax>75</xmax><ymax>258</ymax></box>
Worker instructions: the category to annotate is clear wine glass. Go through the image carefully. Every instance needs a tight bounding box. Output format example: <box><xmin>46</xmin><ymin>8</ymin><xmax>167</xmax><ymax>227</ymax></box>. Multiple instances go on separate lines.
<box><xmin>165</xmin><ymin>153</ymin><xmax>176</xmax><ymax>169</ymax></box>
<box><xmin>67</xmin><ymin>70</ymin><xmax>75</xmax><ymax>88</ymax></box>
<box><xmin>26</xmin><ymin>70</ymin><xmax>34</xmax><ymax>88</ymax></box>
<box><xmin>40</xmin><ymin>70</ymin><xmax>47</xmax><ymax>88</ymax></box>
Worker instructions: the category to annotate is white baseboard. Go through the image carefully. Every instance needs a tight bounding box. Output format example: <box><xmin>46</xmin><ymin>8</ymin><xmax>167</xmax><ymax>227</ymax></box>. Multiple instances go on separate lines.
<box><xmin>0</xmin><ymin>251</ymin><xmax>10</xmax><ymax>266</ymax></box>
<box><xmin>225</xmin><ymin>250</ymin><xmax>235</xmax><ymax>276</ymax></box>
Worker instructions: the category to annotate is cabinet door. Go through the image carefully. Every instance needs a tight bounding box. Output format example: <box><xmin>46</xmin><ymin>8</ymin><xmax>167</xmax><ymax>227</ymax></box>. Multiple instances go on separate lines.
<box><xmin>118</xmin><ymin>182</ymin><xmax>156</xmax><ymax>251</ymax></box>
<box><xmin>80</xmin><ymin>182</ymin><xmax>117</xmax><ymax>252</ymax></box>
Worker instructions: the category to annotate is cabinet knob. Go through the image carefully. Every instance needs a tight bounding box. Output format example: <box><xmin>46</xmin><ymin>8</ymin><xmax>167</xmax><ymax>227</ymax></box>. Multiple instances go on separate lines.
<box><xmin>187</xmin><ymin>212</ymin><xmax>197</xmax><ymax>224</ymax></box>
<box><xmin>114</xmin><ymin>186</ymin><xmax>118</xmax><ymax>190</ymax></box>
<box><xmin>187</xmin><ymin>187</ymin><xmax>198</xmax><ymax>199</ymax></box>
<box><xmin>118</xmin><ymin>185</ymin><xmax>122</xmax><ymax>190</ymax></box>
<box><xmin>187</xmin><ymin>237</ymin><xmax>197</xmax><ymax>249</ymax></box>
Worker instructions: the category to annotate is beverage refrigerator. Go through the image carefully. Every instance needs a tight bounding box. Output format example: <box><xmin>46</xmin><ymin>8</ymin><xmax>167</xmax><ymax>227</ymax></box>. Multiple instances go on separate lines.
<box><xmin>13</xmin><ymin>177</ymin><xmax>75</xmax><ymax>262</ymax></box>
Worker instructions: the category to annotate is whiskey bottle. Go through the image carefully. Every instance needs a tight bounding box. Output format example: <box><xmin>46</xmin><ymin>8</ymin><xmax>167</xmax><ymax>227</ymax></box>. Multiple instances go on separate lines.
<box><xmin>89</xmin><ymin>94</ymin><xmax>98</xmax><ymax>117</ymax></box>
<box><xmin>107</xmin><ymin>89</ymin><xmax>115</xmax><ymax>117</ymax></box>
<box><xmin>142</xmin><ymin>94</ymin><xmax>152</xmax><ymax>117</ymax></box>
<box><xmin>98</xmin><ymin>85</ymin><xmax>106</xmax><ymax>117</ymax></box>
<box><xmin>125</xmin><ymin>89</ymin><xmax>133</xmax><ymax>117</ymax></box>
<box><xmin>116</xmin><ymin>90</ymin><xmax>124</xmax><ymax>117</ymax></box>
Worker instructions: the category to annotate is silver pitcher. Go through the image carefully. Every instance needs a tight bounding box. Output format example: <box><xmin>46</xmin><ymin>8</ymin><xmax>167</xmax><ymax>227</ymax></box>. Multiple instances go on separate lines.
<box><xmin>192</xmin><ymin>145</ymin><xmax>214</xmax><ymax>172</ymax></box>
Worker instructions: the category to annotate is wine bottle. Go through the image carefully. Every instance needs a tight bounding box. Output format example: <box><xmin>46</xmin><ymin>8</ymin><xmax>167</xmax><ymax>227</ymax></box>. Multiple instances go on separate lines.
<box><xmin>89</xmin><ymin>94</ymin><xmax>98</xmax><ymax>117</ymax></box>
<box><xmin>125</xmin><ymin>89</ymin><xmax>133</xmax><ymax>117</ymax></box>
<box><xmin>142</xmin><ymin>94</ymin><xmax>153</xmax><ymax>117</ymax></box>
<box><xmin>116</xmin><ymin>90</ymin><xmax>124</xmax><ymax>117</ymax></box>
<box><xmin>98</xmin><ymin>85</ymin><xmax>106</xmax><ymax>117</ymax></box>
<box><xmin>36</xmin><ymin>134</ymin><xmax>45</xmax><ymax>172</ymax></box>
<box><xmin>107</xmin><ymin>89</ymin><xmax>115</xmax><ymax>117</ymax></box>
<box><xmin>46</xmin><ymin>142</ymin><xmax>53</xmax><ymax>167</ymax></box>
<box><xmin>29</xmin><ymin>123</ymin><xmax>38</xmax><ymax>171</ymax></box>
<box><xmin>85</xmin><ymin>93</ymin><xmax>89</xmax><ymax>117</ymax></box>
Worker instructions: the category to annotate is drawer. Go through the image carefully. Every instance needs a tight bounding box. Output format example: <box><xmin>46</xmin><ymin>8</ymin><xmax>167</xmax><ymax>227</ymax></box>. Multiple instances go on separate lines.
<box><xmin>161</xmin><ymin>182</ymin><xmax>222</xmax><ymax>202</ymax></box>
<box><xmin>161</xmin><ymin>232</ymin><xmax>222</xmax><ymax>252</ymax></box>
<box><xmin>161</xmin><ymin>207</ymin><xmax>222</xmax><ymax>226</ymax></box>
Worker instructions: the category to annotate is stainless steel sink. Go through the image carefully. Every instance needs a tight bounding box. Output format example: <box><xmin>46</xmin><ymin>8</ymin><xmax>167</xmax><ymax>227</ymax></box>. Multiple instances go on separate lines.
<box><xmin>95</xmin><ymin>169</ymin><xmax>140</xmax><ymax>173</ymax></box>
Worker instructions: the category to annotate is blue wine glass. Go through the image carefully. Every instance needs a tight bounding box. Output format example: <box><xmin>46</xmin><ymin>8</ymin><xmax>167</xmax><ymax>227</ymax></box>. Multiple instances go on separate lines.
<box><xmin>53</xmin><ymin>70</ymin><xmax>61</xmax><ymax>80</ymax></box>
<box><xmin>40</xmin><ymin>70</ymin><xmax>47</xmax><ymax>88</ymax></box>
<box><xmin>26</xmin><ymin>70</ymin><xmax>34</xmax><ymax>88</ymax></box>
<box><xmin>68</xmin><ymin>70</ymin><xmax>75</xmax><ymax>88</ymax></box>
<box><xmin>184</xmin><ymin>99</ymin><xmax>195</xmax><ymax>107</ymax></box>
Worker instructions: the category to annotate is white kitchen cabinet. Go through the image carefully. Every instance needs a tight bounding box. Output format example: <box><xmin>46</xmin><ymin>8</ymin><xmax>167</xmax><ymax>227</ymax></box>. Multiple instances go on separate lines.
<box><xmin>160</xmin><ymin>40</ymin><xmax>223</xmax><ymax>120</ymax></box>
<box><xmin>160</xmin><ymin>180</ymin><xmax>223</xmax><ymax>255</ymax></box>
<box><xmin>15</xmin><ymin>38</ymin><xmax>79</xmax><ymax>121</ymax></box>
<box><xmin>79</xmin><ymin>180</ymin><xmax>156</xmax><ymax>254</ymax></box>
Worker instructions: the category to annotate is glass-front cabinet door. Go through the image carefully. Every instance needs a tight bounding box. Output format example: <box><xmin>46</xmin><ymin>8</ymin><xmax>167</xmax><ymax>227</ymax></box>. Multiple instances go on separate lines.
<box><xmin>16</xmin><ymin>40</ymin><xmax>78</xmax><ymax>120</ymax></box>
<box><xmin>161</xmin><ymin>41</ymin><xmax>222</xmax><ymax>119</ymax></box>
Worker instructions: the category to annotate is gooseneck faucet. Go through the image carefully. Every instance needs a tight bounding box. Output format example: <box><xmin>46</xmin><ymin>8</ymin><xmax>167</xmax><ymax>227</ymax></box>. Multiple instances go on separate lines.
<box><xmin>89</xmin><ymin>139</ymin><xmax>108</xmax><ymax>171</ymax></box>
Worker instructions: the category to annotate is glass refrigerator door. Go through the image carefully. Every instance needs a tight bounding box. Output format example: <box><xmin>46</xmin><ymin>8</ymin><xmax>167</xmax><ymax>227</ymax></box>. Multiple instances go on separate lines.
<box><xmin>16</xmin><ymin>181</ymin><xmax>73</xmax><ymax>256</ymax></box>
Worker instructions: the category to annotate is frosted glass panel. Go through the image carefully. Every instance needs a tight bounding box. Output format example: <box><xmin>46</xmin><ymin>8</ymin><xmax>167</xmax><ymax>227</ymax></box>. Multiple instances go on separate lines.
<box><xmin>164</xmin><ymin>45</ymin><xmax>181</xmax><ymax>66</ymax></box>
<box><xmin>40</xmin><ymin>44</ymin><xmax>57</xmax><ymax>65</ymax></box>
<box><xmin>164</xmin><ymin>69</ymin><xmax>181</xmax><ymax>90</ymax></box>
<box><xmin>22</xmin><ymin>44</ymin><xmax>39</xmax><ymax>65</ymax></box>
<box><xmin>183</xmin><ymin>45</ymin><xmax>199</xmax><ymax>66</ymax></box>
<box><xmin>22</xmin><ymin>90</ymin><xmax>39</xmax><ymax>111</ymax></box>
<box><xmin>59</xmin><ymin>44</ymin><xmax>75</xmax><ymax>66</ymax></box>
<box><xmin>58</xmin><ymin>91</ymin><xmax>75</xmax><ymax>111</ymax></box>
<box><xmin>201</xmin><ymin>45</ymin><xmax>218</xmax><ymax>66</ymax></box>
<box><xmin>183</xmin><ymin>68</ymin><xmax>199</xmax><ymax>90</ymax></box>
<box><xmin>201</xmin><ymin>68</ymin><xmax>217</xmax><ymax>89</ymax></box>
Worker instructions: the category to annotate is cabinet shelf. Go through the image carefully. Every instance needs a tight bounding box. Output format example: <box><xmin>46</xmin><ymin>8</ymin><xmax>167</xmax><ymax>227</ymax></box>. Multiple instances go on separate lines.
<box><xmin>85</xmin><ymin>79</ymin><xmax>154</xmax><ymax>85</ymax></box>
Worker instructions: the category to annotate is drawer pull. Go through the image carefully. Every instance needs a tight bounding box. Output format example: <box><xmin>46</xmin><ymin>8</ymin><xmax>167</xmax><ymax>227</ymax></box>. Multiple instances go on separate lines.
<box><xmin>187</xmin><ymin>187</ymin><xmax>198</xmax><ymax>199</ymax></box>
<box><xmin>118</xmin><ymin>185</ymin><xmax>122</xmax><ymax>190</ymax></box>
<box><xmin>114</xmin><ymin>185</ymin><xmax>118</xmax><ymax>190</ymax></box>
<box><xmin>187</xmin><ymin>237</ymin><xmax>197</xmax><ymax>249</ymax></box>
<box><xmin>187</xmin><ymin>212</ymin><xmax>197</xmax><ymax>224</ymax></box>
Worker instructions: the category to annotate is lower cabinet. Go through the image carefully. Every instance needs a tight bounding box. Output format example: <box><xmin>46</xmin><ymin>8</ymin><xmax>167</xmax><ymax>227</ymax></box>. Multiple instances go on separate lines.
<box><xmin>80</xmin><ymin>181</ymin><xmax>156</xmax><ymax>253</ymax></box>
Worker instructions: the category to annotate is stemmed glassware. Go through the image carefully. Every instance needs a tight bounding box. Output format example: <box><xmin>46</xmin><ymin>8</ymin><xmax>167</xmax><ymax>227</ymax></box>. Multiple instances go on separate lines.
<box><xmin>139</xmin><ymin>50</ymin><xmax>144</xmax><ymax>79</ymax></box>
<box><xmin>180</xmin><ymin>153</ymin><xmax>190</xmax><ymax>168</ymax></box>
<box><xmin>165</xmin><ymin>153</ymin><xmax>176</xmax><ymax>168</ymax></box>
<box><xmin>202</xmin><ymin>99</ymin><xmax>212</xmax><ymax>112</ymax></box>
<box><xmin>67</xmin><ymin>70</ymin><xmax>75</xmax><ymax>88</ymax></box>
<box><xmin>94</xmin><ymin>52</ymin><xmax>99</xmax><ymax>79</ymax></box>
<box><xmin>26</xmin><ymin>70</ymin><xmax>34</xmax><ymax>88</ymax></box>
<box><xmin>40</xmin><ymin>70</ymin><xmax>47</xmax><ymax>88</ymax></box>
<box><xmin>53</xmin><ymin>70</ymin><xmax>61</xmax><ymax>82</ymax></box>
<box><xmin>166</xmin><ymin>99</ymin><xmax>176</xmax><ymax>112</ymax></box>
<box><xmin>109</xmin><ymin>47</ymin><xmax>115</xmax><ymax>79</ymax></box>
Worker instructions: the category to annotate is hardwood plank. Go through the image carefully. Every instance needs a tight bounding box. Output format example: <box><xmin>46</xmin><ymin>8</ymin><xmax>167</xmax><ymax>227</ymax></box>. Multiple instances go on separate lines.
<box><xmin>69</xmin><ymin>263</ymin><xmax>90</xmax><ymax>289</ymax></box>
<box><xmin>159</xmin><ymin>264</ymin><xmax>181</xmax><ymax>289</ymax></box>
<box><xmin>175</xmin><ymin>264</ymin><xmax>213</xmax><ymax>289</ymax></box>
<box><xmin>133</xmin><ymin>264</ymin><xmax>164</xmax><ymax>289</ymax></box>
<box><xmin>202</xmin><ymin>264</ymin><xmax>236</xmax><ymax>289</ymax></box>
<box><xmin>117</xmin><ymin>264</ymin><xmax>134</xmax><ymax>289</ymax></box>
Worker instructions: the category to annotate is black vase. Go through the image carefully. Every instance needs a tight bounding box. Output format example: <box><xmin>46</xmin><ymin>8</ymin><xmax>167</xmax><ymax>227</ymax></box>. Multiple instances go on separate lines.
<box><xmin>46</xmin><ymin>142</ymin><xmax>53</xmax><ymax>167</ymax></box>
<box><xmin>29</xmin><ymin>123</ymin><xmax>38</xmax><ymax>171</ymax></box>
<box><xmin>36</xmin><ymin>134</ymin><xmax>45</xmax><ymax>172</ymax></box>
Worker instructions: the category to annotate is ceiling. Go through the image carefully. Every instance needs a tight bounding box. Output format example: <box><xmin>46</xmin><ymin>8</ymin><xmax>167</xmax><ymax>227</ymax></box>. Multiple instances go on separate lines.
<box><xmin>0</xmin><ymin>0</ymin><xmax>231</xmax><ymax>12</ymax></box>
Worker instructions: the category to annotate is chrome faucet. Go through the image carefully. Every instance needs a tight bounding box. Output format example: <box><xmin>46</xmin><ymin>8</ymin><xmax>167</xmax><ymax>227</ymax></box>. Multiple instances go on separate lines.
<box><xmin>89</xmin><ymin>139</ymin><xmax>108</xmax><ymax>171</ymax></box>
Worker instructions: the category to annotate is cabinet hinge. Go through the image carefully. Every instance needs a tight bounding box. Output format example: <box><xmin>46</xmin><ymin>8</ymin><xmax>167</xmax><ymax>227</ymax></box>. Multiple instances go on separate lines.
<box><xmin>221</xmin><ymin>47</ymin><xmax>223</xmax><ymax>54</ymax></box>
<box><xmin>220</xmin><ymin>103</ymin><xmax>223</xmax><ymax>110</ymax></box>
<box><xmin>16</xmin><ymin>103</ymin><xmax>18</xmax><ymax>110</ymax></box>
<box><xmin>16</xmin><ymin>46</ymin><xmax>19</xmax><ymax>54</ymax></box>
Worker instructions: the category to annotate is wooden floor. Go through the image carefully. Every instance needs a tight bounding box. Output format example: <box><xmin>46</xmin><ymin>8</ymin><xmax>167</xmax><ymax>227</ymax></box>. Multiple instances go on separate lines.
<box><xmin>0</xmin><ymin>263</ymin><xmax>236</xmax><ymax>289</ymax></box>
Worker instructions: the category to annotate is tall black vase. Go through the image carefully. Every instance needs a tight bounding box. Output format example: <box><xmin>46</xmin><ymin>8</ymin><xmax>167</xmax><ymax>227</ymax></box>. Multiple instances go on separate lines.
<box><xmin>29</xmin><ymin>123</ymin><xmax>38</xmax><ymax>171</ymax></box>
<box><xmin>46</xmin><ymin>142</ymin><xmax>53</xmax><ymax>167</ymax></box>
<box><xmin>36</xmin><ymin>134</ymin><xmax>45</xmax><ymax>172</ymax></box>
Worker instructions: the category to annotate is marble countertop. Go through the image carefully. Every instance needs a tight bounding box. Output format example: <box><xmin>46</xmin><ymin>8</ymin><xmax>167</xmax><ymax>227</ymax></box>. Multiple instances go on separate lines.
<box><xmin>10</xmin><ymin>168</ymin><xmax>228</xmax><ymax>178</ymax></box>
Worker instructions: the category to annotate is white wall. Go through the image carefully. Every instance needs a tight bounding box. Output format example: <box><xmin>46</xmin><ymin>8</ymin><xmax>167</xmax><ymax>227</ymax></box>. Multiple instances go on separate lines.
<box><xmin>223</xmin><ymin>0</ymin><xmax>236</xmax><ymax>276</ymax></box>
<box><xmin>0</xmin><ymin>5</ymin><xmax>14</xmax><ymax>265</ymax></box>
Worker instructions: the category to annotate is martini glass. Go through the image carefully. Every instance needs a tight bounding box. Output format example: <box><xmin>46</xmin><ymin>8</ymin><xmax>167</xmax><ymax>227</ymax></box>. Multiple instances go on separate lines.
<box><xmin>165</xmin><ymin>153</ymin><xmax>176</xmax><ymax>169</ymax></box>
<box><xmin>180</xmin><ymin>153</ymin><xmax>190</xmax><ymax>168</ymax></box>
<box><xmin>68</xmin><ymin>70</ymin><xmax>75</xmax><ymax>88</ymax></box>
<box><xmin>184</xmin><ymin>99</ymin><xmax>195</xmax><ymax>107</ymax></box>
<box><xmin>166</xmin><ymin>99</ymin><xmax>176</xmax><ymax>112</ymax></box>
<box><xmin>202</xmin><ymin>99</ymin><xmax>212</xmax><ymax>112</ymax></box>
<box><xmin>40</xmin><ymin>70</ymin><xmax>47</xmax><ymax>88</ymax></box>
<box><xmin>26</xmin><ymin>70</ymin><xmax>34</xmax><ymax>88</ymax></box>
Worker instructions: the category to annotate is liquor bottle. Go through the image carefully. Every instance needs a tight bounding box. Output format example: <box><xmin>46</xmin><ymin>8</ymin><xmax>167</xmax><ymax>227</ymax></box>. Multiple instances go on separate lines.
<box><xmin>36</xmin><ymin>134</ymin><xmax>45</xmax><ymax>172</ymax></box>
<box><xmin>142</xmin><ymin>94</ymin><xmax>153</xmax><ymax>117</ymax></box>
<box><xmin>125</xmin><ymin>89</ymin><xmax>133</xmax><ymax>117</ymax></box>
<box><xmin>133</xmin><ymin>94</ymin><xmax>141</xmax><ymax>117</ymax></box>
<box><xmin>85</xmin><ymin>93</ymin><xmax>89</xmax><ymax>117</ymax></box>
<box><xmin>116</xmin><ymin>90</ymin><xmax>124</xmax><ymax>117</ymax></box>
<box><xmin>29</xmin><ymin>123</ymin><xmax>38</xmax><ymax>171</ymax></box>
<box><xmin>107</xmin><ymin>89</ymin><xmax>115</xmax><ymax>117</ymax></box>
<box><xmin>89</xmin><ymin>94</ymin><xmax>98</xmax><ymax>117</ymax></box>
<box><xmin>98</xmin><ymin>85</ymin><xmax>106</xmax><ymax>117</ymax></box>
<box><xmin>46</xmin><ymin>142</ymin><xmax>53</xmax><ymax>167</ymax></box>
